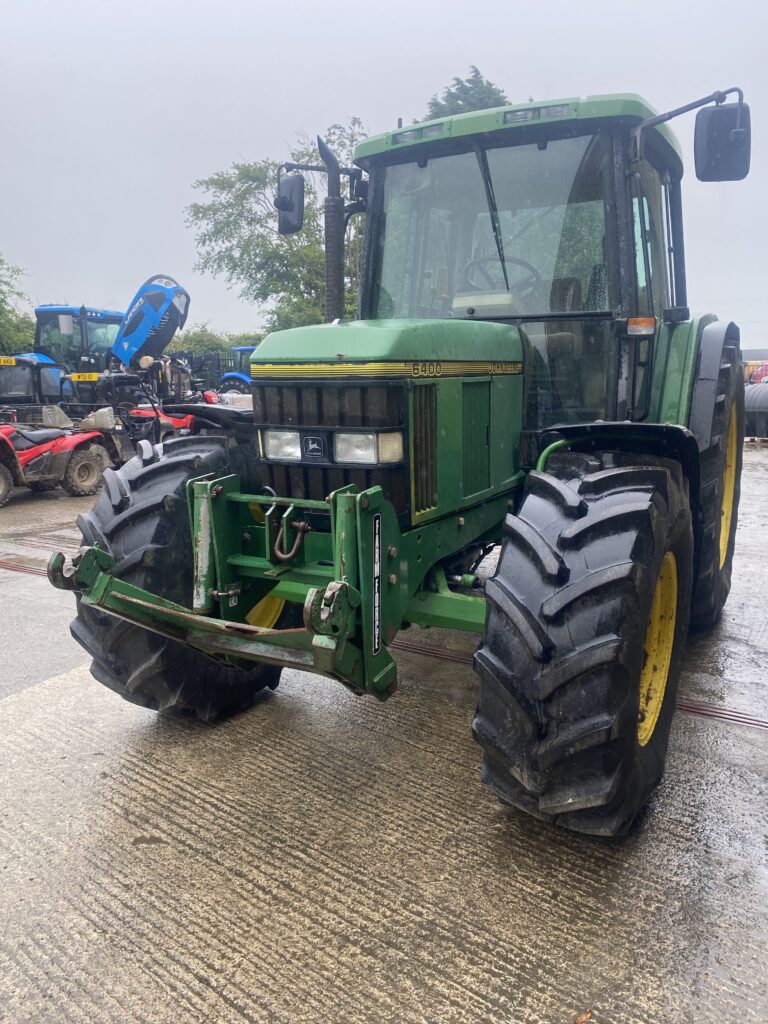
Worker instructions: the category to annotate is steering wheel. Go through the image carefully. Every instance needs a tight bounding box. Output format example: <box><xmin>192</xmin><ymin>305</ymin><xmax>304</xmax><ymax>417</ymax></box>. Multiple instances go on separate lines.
<box><xmin>463</xmin><ymin>254</ymin><xmax>542</xmax><ymax>297</ymax></box>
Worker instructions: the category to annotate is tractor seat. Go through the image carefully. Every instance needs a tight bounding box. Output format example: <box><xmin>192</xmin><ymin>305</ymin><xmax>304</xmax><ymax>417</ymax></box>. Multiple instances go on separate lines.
<box><xmin>14</xmin><ymin>427</ymin><xmax>67</xmax><ymax>447</ymax></box>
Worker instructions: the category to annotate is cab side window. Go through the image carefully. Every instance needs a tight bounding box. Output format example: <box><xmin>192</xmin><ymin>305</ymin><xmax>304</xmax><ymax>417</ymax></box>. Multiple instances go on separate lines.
<box><xmin>631</xmin><ymin>160</ymin><xmax>672</xmax><ymax>318</ymax></box>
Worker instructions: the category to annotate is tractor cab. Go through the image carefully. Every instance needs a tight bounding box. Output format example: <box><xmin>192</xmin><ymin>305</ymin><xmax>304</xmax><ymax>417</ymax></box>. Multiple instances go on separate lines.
<box><xmin>31</xmin><ymin>305</ymin><xmax>124</xmax><ymax>371</ymax></box>
<box><xmin>351</xmin><ymin>95</ymin><xmax>741</xmax><ymax>431</ymax></box>
<box><xmin>0</xmin><ymin>355</ymin><xmax>69</xmax><ymax>420</ymax></box>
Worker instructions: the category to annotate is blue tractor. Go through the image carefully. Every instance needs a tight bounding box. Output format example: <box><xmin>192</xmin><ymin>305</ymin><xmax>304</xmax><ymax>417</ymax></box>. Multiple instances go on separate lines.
<box><xmin>1</xmin><ymin>277</ymin><xmax>192</xmax><ymax>424</ymax></box>
<box><xmin>219</xmin><ymin>345</ymin><xmax>256</xmax><ymax>393</ymax></box>
<box><xmin>1</xmin><ymin>305</ymin><xmax>125</xmax><ymax>414</ymax></box>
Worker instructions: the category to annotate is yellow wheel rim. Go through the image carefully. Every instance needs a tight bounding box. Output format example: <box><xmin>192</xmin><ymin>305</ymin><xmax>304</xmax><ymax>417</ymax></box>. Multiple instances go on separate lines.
<box><xmin>637</xmin><ymin>551</ymin><xmax>678</xmax><ymax>747</ymax></box>
<box><xmin>246</xmin><ymin>594</ymin><xmax>285</xmax><ymax>629</ymax></box>
<box><xmin>719</xmin><ymin>406</ymin><xmax>738</xmax><ymax>569</ymax></box>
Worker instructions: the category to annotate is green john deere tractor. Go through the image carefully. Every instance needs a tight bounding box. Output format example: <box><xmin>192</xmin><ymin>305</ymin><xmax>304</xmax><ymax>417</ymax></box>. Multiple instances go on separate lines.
<box><xmin>50</xmin><ymin>88</ymin><xmax>750</xmax><ymax>836</ymax></box>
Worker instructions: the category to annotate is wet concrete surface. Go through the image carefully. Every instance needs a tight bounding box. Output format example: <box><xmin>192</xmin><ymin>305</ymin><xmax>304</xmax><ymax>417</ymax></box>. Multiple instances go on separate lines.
<box><xmin>0</xmin><ymin>489</ymin><xmax>89</xmax><ymax>698</ymax></box>
<box><xmin>0</xmin><ymin>451</ymin><xmax>767</xmax><ymax>1023</ymax></box>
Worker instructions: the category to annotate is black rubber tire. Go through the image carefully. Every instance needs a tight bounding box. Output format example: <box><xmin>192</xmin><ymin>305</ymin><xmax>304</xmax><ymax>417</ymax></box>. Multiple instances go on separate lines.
<box><xmin>61</xmin><ymin>444</ymin><xmax>109</xmax><ymax>496</ymax></box>
<box><xmin>689</xmin><ymin>343</ymin><xmax>744</xmax><ymax>630</ymax></box>
<box><xmin>28</xmin><ymin>480</ymin><xmax>60</xmax><ymax>493</ymax></box>
<box><xmin>473</xmin><ymin>451</ymin><xmax>693</xmax><ymax>837</ymax></box>
<box><xmin>0</xmin><ymin>464</ymin><xmax>13</xmax><ymax>507</ymax></box>
<box><xmin>70</xmin><ymin>435</ymin><xmax>282</xmax><ymax>721</ymax></box>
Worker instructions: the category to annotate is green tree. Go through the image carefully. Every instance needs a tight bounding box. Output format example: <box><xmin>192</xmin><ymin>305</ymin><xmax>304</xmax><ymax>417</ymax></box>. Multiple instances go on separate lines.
<box><xmin>425</xmin><ymin>66</ymin><xmax>509</xmax><ymax>119</ymax></box>
<box><xmin>228</xmin><ymin>330</ymin><xmax>264</xmax><ymax>348</ymax></box>
<box><xmin>167</xmin><ymin>323</ymin><xmax>231</xmax><ymax>355</ymax></box>
<box><xmin>0</xmin><ymin>256</ymin><xmax>35</xmax><ymax>356</ymax></box>
<box><xmin>188</xmin><ymin>119</ymin><xmax>366</xmax><ymax>333</ymax></box>
<box><xmin>168</xmin><ymin>325</ymin><xmax>265</xmax><ymax>357</ymax></box>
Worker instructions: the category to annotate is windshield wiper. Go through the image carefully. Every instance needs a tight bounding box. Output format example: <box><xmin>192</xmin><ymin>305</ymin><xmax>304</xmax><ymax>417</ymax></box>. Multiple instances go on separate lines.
<box><xmin>474</xmin><ymin>145</ymin><xmax>510</xmax><ymax>293</ymax></box>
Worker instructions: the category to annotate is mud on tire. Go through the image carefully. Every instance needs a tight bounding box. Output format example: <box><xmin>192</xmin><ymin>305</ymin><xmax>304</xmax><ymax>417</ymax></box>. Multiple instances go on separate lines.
<box><xmin>70</xmin><ymin>435</ymin><xmax>282</xmax><ymax>721</ymax></box>
<box><xmin>0</xmin><ymin>463</ymin><xmax>13</xmax><ymax>507</ymax></box>
<box><xmin>61</xmin><ymin>444</ymin><xmax>109</xmax><ymax>497</ymax></box>
<box><xmin>473</xmin><ymin>451</ymin><xmax>693</xmax><ymax>837</ymax></box>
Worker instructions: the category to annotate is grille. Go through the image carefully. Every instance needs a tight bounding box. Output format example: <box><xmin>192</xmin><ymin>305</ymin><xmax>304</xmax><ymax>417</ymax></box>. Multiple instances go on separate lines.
<box><xmin>412</xmin><ymin>383</ymin><xmax>438</xmax><ymax>513</ymax></box>
<box><xmin>252</xmin><ymin>382</ymin><xmax>408</xmax><ymax>514</ymax></box>
<box><xmin>253</xmin><ymin>382</ymin><xmax>402</xmax><ymax>430</ymax></box>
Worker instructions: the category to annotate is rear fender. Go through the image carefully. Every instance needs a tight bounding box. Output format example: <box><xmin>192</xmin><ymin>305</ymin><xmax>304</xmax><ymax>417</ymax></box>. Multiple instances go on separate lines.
<box><xmin>221</xmin><ymin>372</ymin><xmax>250</xmax><ymax>387</ymax></box>
<box><xmin>50</xmin><ymin>430</ymin><xmax>104</xmax><ymax>455</ymax></box>
<box><xmin>688</xmin><ymin>320</ymin><xmax>741</xmax><ymax>451</ymax></box>
<box><xmin>0</xmin><ymin>434</ymin><xmax>23</xmax><ymax>485</ymax></box>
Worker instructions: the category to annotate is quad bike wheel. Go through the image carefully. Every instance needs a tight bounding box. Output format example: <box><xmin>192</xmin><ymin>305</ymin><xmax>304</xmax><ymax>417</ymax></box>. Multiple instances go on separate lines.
<box><xmin>690</xmin><ymin>343</ymin><xmax>744</xmax><ymax>629</ymax></box>
<box><xmin>70</xmin><ymin>435</ymin><xmax>284</xmax><ymax>721</ymax></box>
<box><xmin>61</xmin><ymin>445</ymin><xmax>109</xmax><ymax>497</ymax></box>
<box><xmin>473</xmin><ymin>451</ymin><xmax>693</xmax><ymax>837</ymax></box>
<box><xmin>0</xmin><ymin>464</ymin><xmax>13</xmax><ymax>507</ymax></box>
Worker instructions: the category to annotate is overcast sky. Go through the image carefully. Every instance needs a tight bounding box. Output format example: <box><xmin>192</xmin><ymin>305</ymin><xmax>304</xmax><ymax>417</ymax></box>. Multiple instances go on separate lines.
<box><xmin>2</xmin><ymin>0</ymin><xmax>766</xmax><ymax>346</ymax></box>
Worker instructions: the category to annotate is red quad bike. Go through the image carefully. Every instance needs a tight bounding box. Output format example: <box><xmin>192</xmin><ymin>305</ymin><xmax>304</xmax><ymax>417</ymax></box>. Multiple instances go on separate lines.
<box><xmin>125</xmin><ymin>406</ymin><xmax>195</xmax><ymax>440</ymax></box>
<box><xmin>0</xmin><ymin>424</ymin><xmax>109</xmax><ymax>507</ymax></box>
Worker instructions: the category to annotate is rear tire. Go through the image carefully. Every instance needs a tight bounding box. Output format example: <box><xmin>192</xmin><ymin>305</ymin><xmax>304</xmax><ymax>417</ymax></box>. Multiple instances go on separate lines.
<box><xmin>61</xmin><ymin>444</ymin><xmax>109</xmax><ymax>496</ymax></box>
<box><xmin>473</xmin><ymin>451</ymin><xmax>693</xmax><ymax>837</ymax></box>
<box><xmin>0</xmin><ymin>464</ymin><xmax>13</xmax><ymax>507</ymax></box>
<box><xmin>221</xmin><ymin>379</ymin><xmax>250</xmax><ymax>395</ymax></box>
<box><xmin>689</xmin><ymin>344</ymin><xmax>744</xmax><ymax>629</ymax></box>
<box><xmin>70</xmin><ymin>435</ymin><xmax>282</xmax><ymax>721</ymax></box>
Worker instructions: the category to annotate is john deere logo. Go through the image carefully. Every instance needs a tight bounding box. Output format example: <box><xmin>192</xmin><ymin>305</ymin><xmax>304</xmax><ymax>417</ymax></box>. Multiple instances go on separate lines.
<box><xmin>303</xmin><ymin>435</ymin><xmax>324</xmax><ymax>458</ymax></box>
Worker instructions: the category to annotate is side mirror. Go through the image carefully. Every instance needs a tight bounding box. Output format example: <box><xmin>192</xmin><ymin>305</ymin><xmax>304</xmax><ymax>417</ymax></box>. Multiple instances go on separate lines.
<box><xmin>695</xmin><ymin>102</ymin><xmax>751</xmax><ymax>181</ymax></box>
<box><xmin>274</xmin><ymin>173</ymin><xmax>305</xmax><ymax>235</ymax></box>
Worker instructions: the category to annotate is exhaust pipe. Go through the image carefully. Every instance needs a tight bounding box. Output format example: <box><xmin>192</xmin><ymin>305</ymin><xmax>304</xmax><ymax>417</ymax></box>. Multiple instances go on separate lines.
<box><xmin>317</xmin><ymin>136</ymin><xmax>345</xmax><ymax>323</ymax></box>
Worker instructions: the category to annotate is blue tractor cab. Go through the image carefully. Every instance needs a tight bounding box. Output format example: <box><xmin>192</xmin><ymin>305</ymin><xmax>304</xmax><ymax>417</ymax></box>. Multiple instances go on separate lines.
<box><xmin>28</xmin><ymin>305</ymin><xmax>124</xmax><ymax>371</ymax></box>
<box><xmin>112</xmin><ymin>275</ymin><xmax>190</xmax><ymax>369</ymax></box>
<box><xmin>2</xmin><ymin>305</ymin><xmax>125</xmax><ymax>409</ymax></box>
<box><xmin>219</xmin><ymin>346</ymin><xmax>255</xmax><ymax>393</ymax></box>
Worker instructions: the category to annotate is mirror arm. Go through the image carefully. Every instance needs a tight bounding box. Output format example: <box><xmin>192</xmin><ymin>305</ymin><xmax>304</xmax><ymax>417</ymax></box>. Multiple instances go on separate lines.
<box><xmin>629</xmin><ymin>86</ymin><xmax>745</xmax><ymax>163</ymax></box>
<box><xmin>343</xmin><ymin>201</ymin><xmax>367</xmax><ymax>233</ymax></box>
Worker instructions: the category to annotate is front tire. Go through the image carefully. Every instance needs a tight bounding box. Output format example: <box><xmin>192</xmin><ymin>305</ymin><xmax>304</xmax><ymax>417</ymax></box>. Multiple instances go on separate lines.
<box><xmin>473</xmin><ymin>451</ymin><xmax>693</xmax><ymax>837</ymax></box>
<box><xmin>70</xmin><ymin>435</ymin><xmax>282</xmax><ymax>721</ymax></box>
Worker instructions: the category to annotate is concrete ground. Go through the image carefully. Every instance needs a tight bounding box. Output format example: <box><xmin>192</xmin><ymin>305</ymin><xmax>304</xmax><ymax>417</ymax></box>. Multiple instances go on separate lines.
<box><xmin>1</xmin><ymin>452</ymin><xmax>767</xmax><ymax>1024</ymax></box>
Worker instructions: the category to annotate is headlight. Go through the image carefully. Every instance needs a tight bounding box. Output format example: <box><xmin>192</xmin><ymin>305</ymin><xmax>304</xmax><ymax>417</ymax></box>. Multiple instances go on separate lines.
<box><xmin>378</xmin><ymin>432</ymin><xmax>404</xmax><ymax>464</ymax></box>
<box><xmin>334</xmin><ymin>431</ymin><xmax>404</xmax><ymax>465</ymax></box>
<box><xmin>264</xmin><ymin>429</ymin><xmax>301</xmax><ymax>461</ymax></box>
<box><xmin>334</xmin><ymin>432</ymin><xmax>377</xmax><ymax>465</ymax></box>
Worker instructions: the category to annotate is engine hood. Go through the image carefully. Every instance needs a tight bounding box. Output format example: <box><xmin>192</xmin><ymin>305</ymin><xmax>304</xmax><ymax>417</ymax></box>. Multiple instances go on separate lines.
<box><xmin>250</xmin><ymin>319</ymin><xmax>523</xmax><ymax>374</ymax></box>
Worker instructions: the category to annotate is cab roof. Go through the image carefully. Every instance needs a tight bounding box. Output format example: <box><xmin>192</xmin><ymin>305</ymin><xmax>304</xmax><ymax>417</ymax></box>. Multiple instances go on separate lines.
<box><xmin>354</xmin><ymin>93</ymin><xmax>682</xmax><ymax>165</ymax></box>
<box><xmin>34</xmin><ymin>305</ymin><xmax>124</xmax><ymax>320</ymax></box>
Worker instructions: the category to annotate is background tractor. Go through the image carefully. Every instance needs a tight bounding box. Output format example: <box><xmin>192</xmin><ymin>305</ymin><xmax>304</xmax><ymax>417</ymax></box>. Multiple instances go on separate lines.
<box><xmin>0</xmin><ymin>277</ymin><xmax>202</xmax><ymax>455</ymax></box>
<box><xmin>218</xmin><ymin>345</ymin><xmax>258</xmax><ymax>394</ymax></box>
<box><xmin>52</xmin><ymin>88</ymin><xmax>749</xmax><ymax>837</ymax></box>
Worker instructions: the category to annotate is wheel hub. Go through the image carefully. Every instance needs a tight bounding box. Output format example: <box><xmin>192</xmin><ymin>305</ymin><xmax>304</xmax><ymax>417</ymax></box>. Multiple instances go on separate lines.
<box><xmin>719</xmin><ymin>407</ymin><xmax>738</xmax><ymax>569</ymax></box>
<box><xmin>638</xmin><ymin>551</ymin><xmax>678</xmax><ymax>747</ymax></box>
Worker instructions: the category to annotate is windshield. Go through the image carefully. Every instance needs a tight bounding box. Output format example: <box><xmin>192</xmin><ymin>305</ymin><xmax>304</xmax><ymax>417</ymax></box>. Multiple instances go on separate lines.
<box><xmin>37</xmin><ymin>315</ymin><xmax>121</xmax><ymax>368</ymax></box>
<box><xmin>86</xmin><ymin>320</ymin><xmax>120</xmax><ymax>358</ymax></box>
<box><xmin>370</xmin><ymin>133</ymin><xmax>617</xmax><ymax>320</ymax></box>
